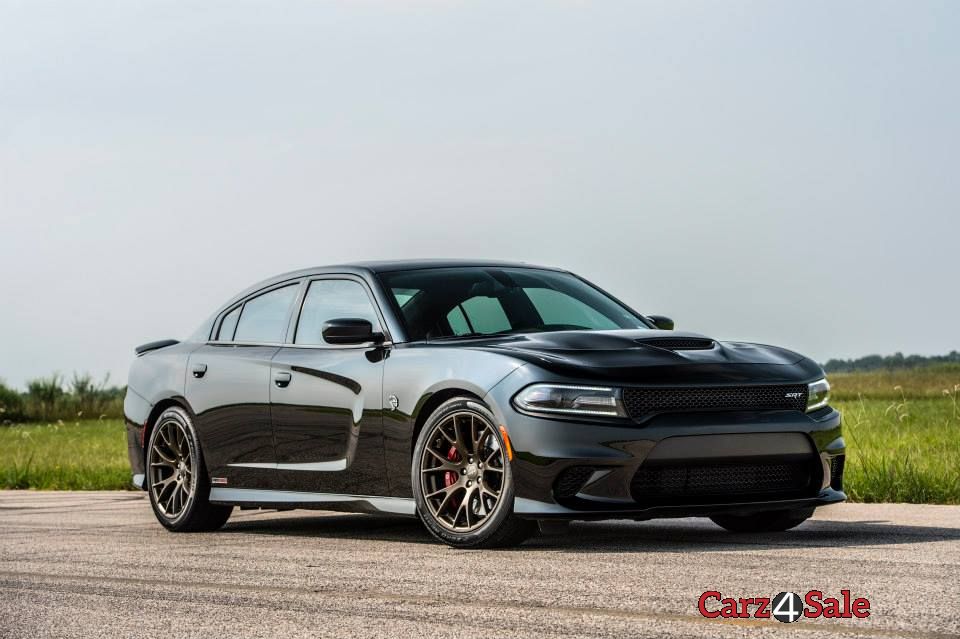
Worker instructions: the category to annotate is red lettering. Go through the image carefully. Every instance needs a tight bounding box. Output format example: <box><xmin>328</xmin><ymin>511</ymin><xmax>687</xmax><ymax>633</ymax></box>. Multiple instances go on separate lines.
<box><xmin>851</xmin><ymin>597</ymin><xmax>871</xmax><ymax>618</ymax></box>
<box><xmin>804</xmin><ymin>590</ymin><xmax>824</xmax><ymax>618</ymax></box>
<box><xmin>701</xmin><ymin>590</ymin><xmax>869</xmax><ymax>621</ymax></box>
<box><xmin>755</xmin><ymin>597</ymin><xmax>771</xmax><ymax>618</ymax></box>
<box><xmin>719</xmin><ymin>598</ymin><xmax>739</xmax><ymax>618</ymax></box>
<box><xmin>822</xmin><ymin>596</ymin><xmax>841</xmax><ymax>618</ymax></box>
<box><xmin>698</xmin><ymin>591</ymin><xmax>722</xmax><ymax>618</ymax></box>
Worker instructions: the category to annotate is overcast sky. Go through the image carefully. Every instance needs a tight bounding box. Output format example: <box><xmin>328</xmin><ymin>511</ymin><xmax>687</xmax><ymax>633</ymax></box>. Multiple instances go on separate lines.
<box><xmin>1</xmin><ymin>1</ymin><xmax>958</xmax><ymax>389</ymax></box>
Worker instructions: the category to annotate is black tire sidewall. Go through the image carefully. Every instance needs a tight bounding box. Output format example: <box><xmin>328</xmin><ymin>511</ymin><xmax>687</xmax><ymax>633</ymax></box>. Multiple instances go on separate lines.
<box><xmin>146</xmin><ymin>407</ymin><xmax>209</xmax><ymax>531</ymax></box>
<box><xmin>412</xmin><ymin>397</ymin><xmax>518</xmax><ymax>547</ymax></box>
<box><xmin>711</xmin><ymin>507</ymin><xmax>814</xmax><ymax>533</ymax></box>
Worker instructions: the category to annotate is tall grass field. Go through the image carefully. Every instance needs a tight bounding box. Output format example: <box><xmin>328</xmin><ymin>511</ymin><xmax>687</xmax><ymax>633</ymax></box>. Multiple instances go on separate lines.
<box><xmin>830</xmin><ymin>365</ymin><xmax>960</xmax><ymax>504</ymax></box>
<box><xmin>2</xmin><ymin>365</ymin><xmax>959</xmax><ymax>502</ymax></box>
<box><xmin>0</xmin><ymin>419</ymin><xmax>130</xmax><ymax>490</ymax></box>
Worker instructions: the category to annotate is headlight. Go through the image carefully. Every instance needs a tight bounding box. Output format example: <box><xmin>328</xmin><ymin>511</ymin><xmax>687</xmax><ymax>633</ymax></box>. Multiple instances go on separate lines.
<box><xmin>807</xmin><ymin>378</ymin><xmax>831</xmax><ymax>412</ymax></box>
<box><xmin>512</xmin><ymin>384</ymin><xmax>626</xmax><ymax>418</ymax></box>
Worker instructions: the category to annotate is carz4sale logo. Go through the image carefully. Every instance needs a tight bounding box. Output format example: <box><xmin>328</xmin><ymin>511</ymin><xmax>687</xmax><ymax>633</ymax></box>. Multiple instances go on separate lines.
<box><xmin>699</xmin><ymin>590</ymin><xmax>871</xmax><ymax>623</ymax></box>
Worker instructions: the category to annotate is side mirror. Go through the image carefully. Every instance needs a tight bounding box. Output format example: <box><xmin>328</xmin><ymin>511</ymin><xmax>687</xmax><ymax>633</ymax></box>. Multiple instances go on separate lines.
<box><xmin>647</xmin><ymin>315</ymin><xmax>674</xmax><ymax>330</ymax></box>
<box><xmin>321</xmin><ymin>318</ymin><xmax>384</xmax><ymax>345</ymax></box>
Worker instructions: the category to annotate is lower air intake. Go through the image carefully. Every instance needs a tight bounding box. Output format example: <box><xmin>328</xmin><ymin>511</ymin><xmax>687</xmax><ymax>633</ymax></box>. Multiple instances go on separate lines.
<box><xmin>631</xmin><ymin>458</ymin><xmax>816</xmax><ymax>505</ymax></box>
<box><xmin>554</xmin><ymin>466</ymin><xmax>596</xmax><ymax>499</ymax></box>
<box><xmin>830</xmin><ymin>455</ymin><xmax>845</xmax><ymax>491</ymax></box>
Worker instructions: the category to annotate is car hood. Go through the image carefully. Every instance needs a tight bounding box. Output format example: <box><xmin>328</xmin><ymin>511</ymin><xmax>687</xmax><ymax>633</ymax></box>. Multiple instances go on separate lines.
<box><xmin>451</xmin><ymin>330</ymin><xmax>823</xmax><ymax>385</ymax></box>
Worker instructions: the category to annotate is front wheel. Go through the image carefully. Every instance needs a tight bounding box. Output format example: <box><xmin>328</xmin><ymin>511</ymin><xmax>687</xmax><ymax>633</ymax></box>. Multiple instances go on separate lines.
<box><xmin>710</xmin><ymin>507</ymin><xmax>814</xmax><ymax>533</ymax></box>
<box><xmin>412</xmin><ymin>397</ymin><xmax>537</xmax><ymax>548</ymax></box>
<box><xmin>146</xmin><ymin>407</ymin><xmax>232</xmax><ymax>532</ymax></box>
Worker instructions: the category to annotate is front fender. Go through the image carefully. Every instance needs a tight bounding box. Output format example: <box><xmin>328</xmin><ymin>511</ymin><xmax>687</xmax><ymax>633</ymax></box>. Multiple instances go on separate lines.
<box><xmin>381</xmin><ymin>345</ymin><xmax>525</xmax><ymax>496</ymax></box>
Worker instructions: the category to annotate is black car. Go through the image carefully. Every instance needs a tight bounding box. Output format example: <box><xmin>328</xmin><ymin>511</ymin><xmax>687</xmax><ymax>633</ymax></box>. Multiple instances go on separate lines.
<box><xmin>125</xmin><ymin>260</ymin><xmax>844</xmax><ymax>548</ymax></box>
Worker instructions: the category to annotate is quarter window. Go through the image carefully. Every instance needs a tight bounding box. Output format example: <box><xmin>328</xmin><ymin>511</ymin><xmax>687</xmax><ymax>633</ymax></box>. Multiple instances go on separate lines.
<box><xmin>295</xmin><ymin>280</ymin><xmax>380</xmax><ymax>345</ymax></box>
<box><xmin>217</xmin><ymin>306</ymin><xmax>241</xmax><ymax>341</ymax></box>
<box><xmin>233</xmin><ymin>284</ymin><xmax>299</xmax><ymax>343</ymax></box>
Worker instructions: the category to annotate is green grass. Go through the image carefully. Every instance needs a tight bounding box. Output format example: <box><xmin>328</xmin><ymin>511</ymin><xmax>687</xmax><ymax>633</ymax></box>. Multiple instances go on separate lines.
<box><xmin>835</xmin><ymin>395</ymin><xmax>960</xmax><ymax>504</ymax></box>
<box><xmin>2</xmin><ymin>369</ymin><xmax>959</xmax><ymax>502</ymax></box>
<box><xmin>829</xmin><ymin>366</ymin><xmax>960</xmax><ymax>503</ymax></box>
<box><xmin>0</xmin><ymin>419</ymin><xmax>132</xmax><ymax>490</ymax></box>
<box><xmin>828</xmin><ymin>363</ymin><xmax>960</xmax><ymax>400</ymax></box>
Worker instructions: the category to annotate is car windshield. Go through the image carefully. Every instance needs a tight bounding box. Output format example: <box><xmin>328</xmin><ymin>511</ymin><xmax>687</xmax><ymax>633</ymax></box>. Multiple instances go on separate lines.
<box><xmin>379</xmin><ymin>267</ymin><xmax>649</xmax><ymax>341</ymax></box>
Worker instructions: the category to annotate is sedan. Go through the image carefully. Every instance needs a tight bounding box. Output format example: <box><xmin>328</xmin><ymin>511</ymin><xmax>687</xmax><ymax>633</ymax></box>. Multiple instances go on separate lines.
<box><xmin>125</xmin><ymin>260</ymin><xmax>844</xmax><ymax>548</ymax></box>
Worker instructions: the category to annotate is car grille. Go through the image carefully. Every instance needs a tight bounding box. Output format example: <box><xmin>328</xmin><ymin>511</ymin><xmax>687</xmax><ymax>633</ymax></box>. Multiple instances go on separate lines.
<box><xmin>622</xmin><ymin>384</ymin><xmax>808</xmax><ymax>421</ymax></box>
<box><xmin>636</xmin><ymin>337</ymin><xmax>715</xmax><ymax>350</ymax></box>
<box><xmin>554</xmin><ymin>466</ymin><xmax>596</xmax><ymax>499</ymax></box>
<box><xmin>631</xmin><ymin>458</ymin><xmax>816</xmax><ymax>505</ymax></box>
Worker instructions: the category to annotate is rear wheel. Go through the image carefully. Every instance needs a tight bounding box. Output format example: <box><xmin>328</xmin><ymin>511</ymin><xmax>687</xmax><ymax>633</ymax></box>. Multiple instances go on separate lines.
<box><xmin>146</xmin><ymin>407</ymin><xmax>232</xmax><ymax>532</ymax></box>
<box><xmin>413</xmin><ymin>397</ymin><xmax>537</xmax><ymax>548</ymax></box>
<box><xmin>710</xmin><ymin>507</ymin><xmax>814</xmax><ymax>533</ymax></box>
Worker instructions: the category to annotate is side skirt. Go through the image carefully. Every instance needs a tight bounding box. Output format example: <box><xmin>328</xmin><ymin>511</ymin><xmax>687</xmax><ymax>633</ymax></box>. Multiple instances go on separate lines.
<box><xmin>208</xmin><ymin>487</ymin><xmax>417</xmax><ymax>517</ymax></box>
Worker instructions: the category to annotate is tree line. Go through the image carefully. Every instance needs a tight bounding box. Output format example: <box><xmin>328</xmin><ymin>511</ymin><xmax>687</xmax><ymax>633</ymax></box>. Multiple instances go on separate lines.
<box><xmin>822</xmin><ymin>351</ymin><xmax>960</xmax><ymax>373</ymax></box>
<box><xmin>0</xmin><ymin>374</ymin><xmax>125</xmax><ymax>424</ymax></box>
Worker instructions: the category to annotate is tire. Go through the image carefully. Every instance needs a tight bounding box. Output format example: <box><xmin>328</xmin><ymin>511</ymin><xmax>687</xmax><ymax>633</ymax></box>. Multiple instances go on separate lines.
<box><xmin>146</xmin><ymin>407</ymin><xmax>232</xmax><ymax>532</ymax></box>
<box><xmin>412</xmin><ymin>397</ymin><xmax>537</xmax><ymax>548</ymax></box>
<box><xmin>710</xmin><ymin>507</ymin><xmax>814</xmax><ymax>533</ymax></box>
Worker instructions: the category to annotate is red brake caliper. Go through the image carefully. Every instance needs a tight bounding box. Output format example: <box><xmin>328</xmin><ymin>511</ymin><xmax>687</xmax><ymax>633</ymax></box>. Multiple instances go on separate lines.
<box><xmin>444</xmin><ymin>446</ymin><xmax>461</xmax><ymax>509</ymax></box>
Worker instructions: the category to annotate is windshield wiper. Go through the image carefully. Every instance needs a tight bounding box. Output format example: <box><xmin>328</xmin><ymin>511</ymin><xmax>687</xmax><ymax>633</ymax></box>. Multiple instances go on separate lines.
<box><xmin>427</xmin><ymin>327</ymin><xmax>564</xmax><ymax>342</ymax></box>
<box><xmin>426</xmin><ymin>332</ymin><xmax>504</xmax><ymax>342</ymax></box>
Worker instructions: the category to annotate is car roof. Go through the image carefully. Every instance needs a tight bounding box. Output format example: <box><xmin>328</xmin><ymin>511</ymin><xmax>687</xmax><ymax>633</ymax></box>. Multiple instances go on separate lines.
<box><xmin>329</xmin><ymin>259</ymin><xmax>562</xmax><ymax>274</ymax></box>
<box><xmin>265</xmin><ymin>259</ymin><xmax>564</xmax><ymax>283</ymax></box>
<box><xmin>223</xmin><ymin>260</ymin><xmax>566</xmax><ymax>308</ymax></box>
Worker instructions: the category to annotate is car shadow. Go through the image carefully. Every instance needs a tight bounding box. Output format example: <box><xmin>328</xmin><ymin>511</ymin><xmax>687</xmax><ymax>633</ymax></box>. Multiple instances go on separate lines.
<box><xmin>526</xmin><ymin>518</ymin><xmax>960</xmax><ymax>554</ymax></box>
<box><xmin>221</xmin><ymin>512</ymin><xmax>434</xmax><ymax>544</ymax></box>
<box><xmin>219</xmin><ymin>511</ymin><xmax>960</xmax><ymax>552</ymax></box>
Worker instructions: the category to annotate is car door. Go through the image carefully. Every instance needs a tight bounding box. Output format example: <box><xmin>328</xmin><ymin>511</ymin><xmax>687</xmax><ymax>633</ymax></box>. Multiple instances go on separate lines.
<box><xmin>270</xmin><ymin>276</ymin><xmax>388</xmax><ymax>495</ymax></box>
<box><xmin>186</xmin><ymin>282</ymin><xmax>300</xmax><ymax>490</ymax></box>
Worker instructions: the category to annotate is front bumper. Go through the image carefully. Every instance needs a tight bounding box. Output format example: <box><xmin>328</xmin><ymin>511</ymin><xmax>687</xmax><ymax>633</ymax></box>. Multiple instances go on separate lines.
<box><xmin>486</xmin><ymin>380</ymin><xmax>845</xmax><ymax>520</ymax></box>
<box><xmin>515</xmin><ymin>490</ymin><xmax>845</xmax><ymax>520</ymax></box>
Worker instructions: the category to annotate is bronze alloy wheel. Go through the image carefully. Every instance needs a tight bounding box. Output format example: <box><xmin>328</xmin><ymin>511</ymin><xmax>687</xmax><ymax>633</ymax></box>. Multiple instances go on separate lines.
<box><xmin>146</xmin><ymin>407</ymin><xmax>233</xmax><ymax>533</ymax></box>
<box><xmin>148</xmin><ymin>414</ymin><xmax>197</xmax><ymax>521</ymax></box>
<box><xmin>419</xmin><ymin>410</ymin><xmax>506</xmax><ymax>532</ymax></box>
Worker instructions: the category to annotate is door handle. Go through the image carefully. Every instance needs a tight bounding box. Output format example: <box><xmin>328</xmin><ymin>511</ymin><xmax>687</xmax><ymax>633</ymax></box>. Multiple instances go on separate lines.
<box><xmin>274</xmin><ymin>371</ymin><xmax>292</xmax><ymax>388</ymax></box>
<box><xmin>192</xmin><ymin>363</ymin><xmax>207</xmax><ymax>378</ymax></box>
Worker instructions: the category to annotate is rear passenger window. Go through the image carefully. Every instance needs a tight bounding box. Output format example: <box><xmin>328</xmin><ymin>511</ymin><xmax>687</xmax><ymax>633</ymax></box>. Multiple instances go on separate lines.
<box><xmin>217</xmin><ymin>306</ymin><xmax>241</xmax><ymax>341</ymax></box>
<box><xmin>233</xmin><ymin>284</ymin><xmax>298</xmax><ymax>343</ymax></box>
<box><xmin>295</xmin><ymin>279</ymin><xmax>380</xmax><ymax>345</ymax></box>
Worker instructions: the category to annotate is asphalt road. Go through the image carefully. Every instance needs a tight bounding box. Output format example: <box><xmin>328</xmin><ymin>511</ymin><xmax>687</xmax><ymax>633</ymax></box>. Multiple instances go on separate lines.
<box><xmin>1</xmin><ymin>492</ymin><xmax>958</xmax><ymax>638</ymax></box>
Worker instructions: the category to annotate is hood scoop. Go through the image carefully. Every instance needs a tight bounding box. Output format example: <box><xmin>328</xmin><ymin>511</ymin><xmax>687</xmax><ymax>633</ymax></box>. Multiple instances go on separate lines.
<box><xmin>635</xmin><ymin>337</ymin><xmax>716</xmax><ymax>351</ymax></box>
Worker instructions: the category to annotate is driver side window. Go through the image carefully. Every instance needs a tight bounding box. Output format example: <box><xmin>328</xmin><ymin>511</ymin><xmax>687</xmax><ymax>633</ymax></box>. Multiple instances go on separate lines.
<box><xmin>295</xmin><ymin>279</ymin><xmax>380</xmax><ymax>345</ymax></box>
<box><xmin>524</xmin><ymin>288</ymin><xmax>618</xmax><ymax>330</ymax></box>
